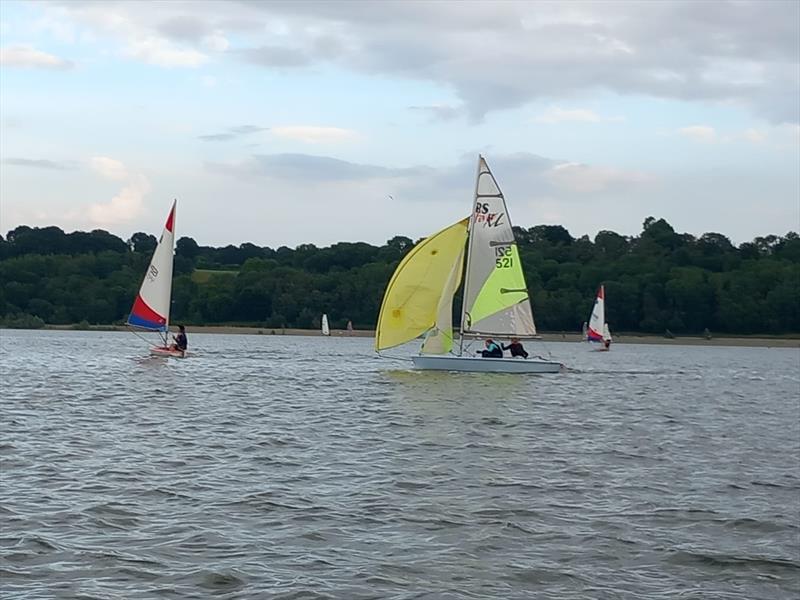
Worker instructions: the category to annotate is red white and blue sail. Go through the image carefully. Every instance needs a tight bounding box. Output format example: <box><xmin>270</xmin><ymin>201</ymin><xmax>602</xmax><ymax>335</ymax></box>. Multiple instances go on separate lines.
<box><xmin>127</xmin><ymin>201</ymin><xmax>176</xmax><ymax>332</ymax></box>
<box><xmin>586</xmin><ymin>285</ymin><xmax>607</xmax><ymax>343</ymax></box>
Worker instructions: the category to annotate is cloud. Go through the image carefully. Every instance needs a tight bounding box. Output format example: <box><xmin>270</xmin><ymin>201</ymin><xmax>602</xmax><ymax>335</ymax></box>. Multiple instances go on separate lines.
<box><xmin>123</xmin><ymin>36</ymin><xmax>207</xmax><ymax>67</ymax></box>
<box><xmin>545</xmin><ymin>162</ymin><xmax>654</xmax><ymax>193</ymax></box>
<box><xmin>206</xmin><ymin>150</ymin><xmax>652</xmax><ymax>199</ymax></box>
<box><xmin>0</xmin><ymin>45</ymin><xmax>73</xmax><ymax>69</ymax></box>
<box><xmin>239</xmin><ymin>45</ymin><xmax>310</xmax><ymax>68</ymax></box>
<box><xmin>270</xmin><ymin>126</ymin><xmax>359</xmax><ymax>144</ymax></box>
<box><xmin>678</xmin><ymin>125</ymin><xmax>718</xmax><ymax>143</ymax></box>
<box><xmin>408</xmin><ymin>104</ymin><xmax>462</xmax><ymax>122</ymax></box>
<box><xmin>87</xmin><ymin>174</ymin><xmax>150</xmax><ymax>226</ymax></box>
<box><xmin>90</xmin><ymin>156</ymin><xmax>129</xmax><ymax>180</ymax></box>
<box><xmin>85</xmin><ymin>156</ymin><xmax>149</xmax><ymax>226</ymax></box>
<box><xmin>157</xmin><ymin>15</ymin><xmax>212</xmax><ymax>42</ymax></box>
<box><xmin>3</xmin><ymin>158</ymin><xmax>74</xmax><ymax>170</ymax></box>
<box><xmin>47</xmin><ymin>1</ymin><xmax>799</xmax><ymax>123</ymax></box>
<box><xmin>207</xmin><ymin>153</ymin><xmax>423</xmax><ymax>182</ymax></box>
<box><xmin>534</xmin><ymin>107</ymin><xmax>624</xmax><ymax>124</ymax></box>
<box><xmin>741</xmin><ymin>128</ymin><xmax>767</xmax><ymax>144</ymax></box>
<box><xmin>198</xmin><ymin>124</ymin><xmax>268</xmax><ymax>142</ymax></box>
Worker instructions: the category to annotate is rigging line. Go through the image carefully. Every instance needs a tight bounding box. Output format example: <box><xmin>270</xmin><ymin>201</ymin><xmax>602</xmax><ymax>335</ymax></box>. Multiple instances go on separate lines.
<box><xmin>128</xmin><ymin>327</ymin><xmax>160</xmax><ymax>348</ymax></box>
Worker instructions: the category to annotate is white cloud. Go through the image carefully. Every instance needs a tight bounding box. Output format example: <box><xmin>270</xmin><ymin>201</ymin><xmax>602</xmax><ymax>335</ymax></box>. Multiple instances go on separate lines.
<box><xmin>124</xmin><ymin>36</ymin><xmax>207</xmax><ymax>67</ymax></box>
<box><xmin>742</xmin><ymin>128</ymin><xmax>767</xmax><ymax>144</ymax></box>
<box><xmin>534</xmin><ymin>107</ymin><xmax>624</xmax><ymax>124</ymax></box>
<box><xmin>270</xmin><ymin>126</ymin><xmax>360</xmax><ymax>144</ymax></box>
<box><xmin>0</xmin><ymin>45</ymin><xmax>73</xmax><ymax>69</ymax></box>
<box><xmin>90</xmin><ymin>156</ymin><xmax>129</xmax><ymax>181</ymax></box>
<box><xmin>203</xmin><ymin>32</ymin><xmax>229</xmax><ymax>52</ymax></box>
<box><xmin>546</xmin><ymin>162</ymin><xmax>653</xmax><ymax>193</ymax></box>
<box><xmin>678</xmin><ymin>125</ymin><xmax>718</xmax><ymax>143</ymax></box>
<box><xmin>88</xmin><ymin>174</ymin><xmax>150</xmax><ymax>226</ymax></box>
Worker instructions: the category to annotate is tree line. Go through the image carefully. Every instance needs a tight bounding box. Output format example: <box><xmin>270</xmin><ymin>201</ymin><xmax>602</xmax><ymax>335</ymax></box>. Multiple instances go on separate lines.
<box><xmin>1</xmin><ymin>217</ymin><xmax>798</xmax><ymax>335</ymax></box>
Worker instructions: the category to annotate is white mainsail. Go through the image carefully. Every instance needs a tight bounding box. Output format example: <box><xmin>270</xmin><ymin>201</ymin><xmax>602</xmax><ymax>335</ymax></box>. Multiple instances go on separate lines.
<box><xmin>321</xmin><ymin>314</ymin><xmax>330</xmax><ymax>336</ymax></box>
<box><xmin>587</xmin><ymin>285</ymin><xmax>606</xmax><ymax>343</ymax></box>
<box><xmin>460</xmin><ymin>156</ymin><xmax>537</xmax><ymax>339</ymax></box>
<box><xmin>127</xmin><ymin>200</ymin><xmax>176</xmax><ymax>332</ymax></box>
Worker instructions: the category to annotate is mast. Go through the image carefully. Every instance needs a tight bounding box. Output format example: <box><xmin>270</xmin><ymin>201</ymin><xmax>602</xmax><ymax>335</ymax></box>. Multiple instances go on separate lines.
<box><xmin>164</xmin><ymin>199</ymin><xmax>176</xmax><ymax>343</ymax></box>
<box><xmin>458</xmin><ymin>155</ymin><xmax>483</xmax><ymax>356</ymax></box>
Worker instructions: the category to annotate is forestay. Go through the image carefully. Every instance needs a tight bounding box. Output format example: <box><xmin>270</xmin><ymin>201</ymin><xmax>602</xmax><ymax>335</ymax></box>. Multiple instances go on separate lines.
<box><xmin>127</xmin><ymin>201</ymin><xmax>176</xmax><ymax>332</ymax></box>
<box><xmin>461</xmin><ymin>157</ymin><xmax>537</xmax><ymax>338</ymax></box>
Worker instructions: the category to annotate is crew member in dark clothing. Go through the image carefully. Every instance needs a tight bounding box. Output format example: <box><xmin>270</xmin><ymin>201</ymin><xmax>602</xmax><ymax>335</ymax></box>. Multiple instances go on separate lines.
<box><xmin>170</xmin><ymin>325</ymin><xmax>188</xmax><ymax>352</ymax></box>
<box><xmin>503</xmin><ymin>337</ymin><xmax>528</xmax><ymax>358</ymax></box>
<box><xmin>478</xmin><ymin>338</ymin><xmax>503</xmax><ymax>358</ymax></box>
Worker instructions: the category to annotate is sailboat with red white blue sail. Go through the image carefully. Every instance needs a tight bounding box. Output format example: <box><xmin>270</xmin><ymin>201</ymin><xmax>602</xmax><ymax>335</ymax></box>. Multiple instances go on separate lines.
<box><xmin>127</xmin><ymin>200</ymin><xmax>185</xmax><ymax>358</ymax></box>
<box><xmin>586</xmin><ymin>284</ymin><xmax>612</xmax><ymax>351</ymax></box>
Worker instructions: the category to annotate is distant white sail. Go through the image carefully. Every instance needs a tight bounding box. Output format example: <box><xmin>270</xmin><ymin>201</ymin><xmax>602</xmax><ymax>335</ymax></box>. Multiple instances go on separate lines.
<box><xmin>587</xmin><ymin>285</ymin><xmax>606</xmax><ymax>343</ymax></box>
<box><xmin>321</xmin><ymin>314</ymin><xmax>330</xmax><ymax>336</ymax></box>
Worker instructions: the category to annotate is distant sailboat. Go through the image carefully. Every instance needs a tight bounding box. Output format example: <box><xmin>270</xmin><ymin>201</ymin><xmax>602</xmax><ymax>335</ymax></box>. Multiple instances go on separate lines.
<box><xmin>375</xmin><ymin>155</ymin><xmax>563</xmax><ymax>373</ymax></box>
<box><xmin>127</xmin><ymin>200</ymin><xmax>185</xmax><ymax>358</ymax></box>
<box><xmin>346</xmin><ymin>320</ymin><xmax>354</xmax><ymax>335</ymax></box>
<box><xmin>321</xmin><ymin>314</ymin><xmax>330</xmax><ymax>336</ymax></box>
<box><xmin>586</xmin><ymin>285</ymin><xmax>612</xmax><ymax>351</ymax></box>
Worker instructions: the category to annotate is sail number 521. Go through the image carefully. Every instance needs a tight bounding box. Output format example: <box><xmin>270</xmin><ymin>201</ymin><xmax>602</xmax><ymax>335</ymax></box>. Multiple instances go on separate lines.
<box><xmin>495</xmin><ymin>246</ymin><xmax>512</xmax><ymax>268</ymax></box>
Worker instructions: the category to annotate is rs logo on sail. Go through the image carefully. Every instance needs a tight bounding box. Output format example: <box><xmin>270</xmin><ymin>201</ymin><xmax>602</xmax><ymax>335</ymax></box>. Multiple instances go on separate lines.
<box><xmin>474</xmin><ymin>202</ymin><xmax>505</xmax><ymax>227</ymax></box>
<box><xmin>147</xmin><ymin>265</ymin><xmax>159</xmax><ymax>282</ymax></box>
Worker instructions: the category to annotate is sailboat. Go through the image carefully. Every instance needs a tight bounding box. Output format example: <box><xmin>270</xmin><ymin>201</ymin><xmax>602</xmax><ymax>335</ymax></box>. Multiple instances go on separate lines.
<box><xmin>127</xmin><ymin>200</ymin><xmax>185</xmax><ymax>358</ymax></box>
<box><xmin>321</xmin><ymin>314</ymin><xmax>330</xmax><ymax>336</ymax></box>
<box><xmin>586</xmin><ymin>285</ymin><xmax>612</xmax><ymax>351</ymax></box>
<box><xmin>375</xmin><ymin>156</ymin><xmax>563</xmax><ymax>373</ymax></box>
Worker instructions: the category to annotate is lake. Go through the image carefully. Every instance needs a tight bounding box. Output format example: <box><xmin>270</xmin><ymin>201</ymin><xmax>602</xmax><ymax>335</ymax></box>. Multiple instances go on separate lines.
<box><xmin>1</xmin><ymin>329</ymin><xmax>798</xmax><ymax>599</ymax></box>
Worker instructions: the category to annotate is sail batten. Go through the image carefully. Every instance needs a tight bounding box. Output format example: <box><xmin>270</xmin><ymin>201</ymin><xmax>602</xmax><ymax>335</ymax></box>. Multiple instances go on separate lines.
<box><xmin>375</xmin><ymin>218</ymin><xmax>469</xmax><ymax>352</ymax></box>
<box><xmin>127</xmin><ymin>201</ymin><xmax>176</xmax><ymax>332</ymax></box>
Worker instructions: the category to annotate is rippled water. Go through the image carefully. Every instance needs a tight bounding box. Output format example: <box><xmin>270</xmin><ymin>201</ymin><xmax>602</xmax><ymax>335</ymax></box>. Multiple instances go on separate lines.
<box><xmin>1</xmin><ymin>329</ymin><xmax>798</xmax><ymax>599</ymax></box>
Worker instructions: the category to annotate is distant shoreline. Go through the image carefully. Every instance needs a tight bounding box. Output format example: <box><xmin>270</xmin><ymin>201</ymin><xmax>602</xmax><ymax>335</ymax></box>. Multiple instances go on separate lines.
<box><xmin>2</xmin><ymin>324</ymin><xmax>795</xmax><ymax>348</ymax></box>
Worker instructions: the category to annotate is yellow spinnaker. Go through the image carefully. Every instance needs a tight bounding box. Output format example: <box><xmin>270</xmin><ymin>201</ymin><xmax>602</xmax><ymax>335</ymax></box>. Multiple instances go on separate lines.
<box><xmin>375</xmin><ymin>218</ymin><xmax>469</xmax><ymax>351</ymax></box>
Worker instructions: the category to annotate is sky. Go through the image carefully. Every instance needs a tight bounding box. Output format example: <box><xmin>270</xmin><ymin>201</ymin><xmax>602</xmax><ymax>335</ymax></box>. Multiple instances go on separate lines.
<box><xmin>0</xmin><ymin>0</ymin><xmax>798</xmax><ymax>247</ymax></box>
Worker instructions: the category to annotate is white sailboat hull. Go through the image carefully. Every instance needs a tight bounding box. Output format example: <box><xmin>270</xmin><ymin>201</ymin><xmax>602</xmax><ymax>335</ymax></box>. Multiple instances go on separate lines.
<box><xmin>412</xmin><ymin>355</ymin><xmax>562</xmax><ymax>373</ymax></box>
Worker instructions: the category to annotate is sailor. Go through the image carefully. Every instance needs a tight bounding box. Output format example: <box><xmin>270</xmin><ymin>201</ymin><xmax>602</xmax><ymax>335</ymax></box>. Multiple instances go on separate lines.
<box><xmin>503</xmin><ymin>337</ymin><xmax>529</xmax><ymax>358</ymax></box>
<box><xmin>478</xmin><ymin>338</ymin><xmax>503</xmax><ymax>358</ymax></box>
<box><xmin>170</xmin><ymin>325</ymin><xmax>188</xmax><ymax>352</ymax></box>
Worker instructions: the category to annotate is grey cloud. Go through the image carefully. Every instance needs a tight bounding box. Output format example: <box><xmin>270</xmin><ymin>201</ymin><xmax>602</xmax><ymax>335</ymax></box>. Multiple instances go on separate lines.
<box><xmin>237</xmin><ymin>0</ymin><xmax>800</xmax><ymax>124</ymax></box>
<box><xmin>239</xmin><ymin>46</ymin><xmax>310</xmax><ymax>68</ymax></box>
<box><xmin>408</xmin><ymin>105</ymin><xmax>462</xmax><ymax>122</ymax></box>
<box><xmin>207</xmin><ymin>153</ymin><xmax>428</xmax><ymax>182</ymax></box>
<box><xmin>205</xmin><ymin>151</ymin><xmax>570</xmax><ymax>202</ymax></box>
<box><xmin>157</xmin><ymin>15</ymin><xmax>212</xmax><ymax>42</ymax></box>
<box><xmin>2</xmin><ymin>158</ymin><xmax>75</xmax><ymax>170</ymax></box>
<box><xmin>51</xmin><ymin>1</ymin><xmax>800</xmax><ymax>123</ymax></box>
<box><xmin>198</xmin><ymin>125</ymin><xmax>268</xmax><ymax>142</ymax></box>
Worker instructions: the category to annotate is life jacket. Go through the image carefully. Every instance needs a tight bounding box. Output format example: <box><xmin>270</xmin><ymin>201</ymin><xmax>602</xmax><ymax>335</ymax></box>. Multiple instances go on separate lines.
<box><xmin>487</xmin><ymin>342</ymin><xmax>502</xmax><ymax>357</ymax></box>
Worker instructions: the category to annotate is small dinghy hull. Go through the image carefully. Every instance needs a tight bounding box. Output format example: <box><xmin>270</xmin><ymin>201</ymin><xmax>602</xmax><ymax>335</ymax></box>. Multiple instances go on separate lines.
<box><xmin>150</xmin><ymin>346</ymin><xmax>186</xmax><ymax>359</ymax></box>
